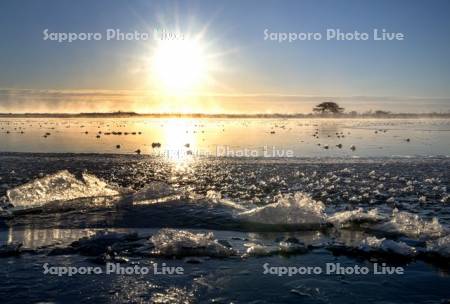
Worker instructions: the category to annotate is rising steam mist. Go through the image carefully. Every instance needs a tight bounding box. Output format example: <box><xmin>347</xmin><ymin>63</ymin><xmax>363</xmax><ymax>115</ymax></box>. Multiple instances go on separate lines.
<box><xmin>0</xmin><ymin>89</ymin><xmax>449</xmax><ymax>114</ymax></box>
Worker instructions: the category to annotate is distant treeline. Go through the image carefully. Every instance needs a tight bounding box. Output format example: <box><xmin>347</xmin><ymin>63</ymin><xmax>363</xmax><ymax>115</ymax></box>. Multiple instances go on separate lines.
<box><xmin>0</xmin><ymin>111</ymin><xmax>449</xmax><ymax>119</ymax></box>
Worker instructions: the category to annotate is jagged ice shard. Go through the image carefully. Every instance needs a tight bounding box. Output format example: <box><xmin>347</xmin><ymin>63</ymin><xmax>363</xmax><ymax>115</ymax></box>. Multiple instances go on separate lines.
<box><xmin>6</xmin><ymin>170</ymin><xmax>121</xmax><ymax>209</ymax></box>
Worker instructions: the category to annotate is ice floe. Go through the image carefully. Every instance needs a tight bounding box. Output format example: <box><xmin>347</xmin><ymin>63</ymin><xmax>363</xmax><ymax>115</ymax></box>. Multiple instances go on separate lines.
<box><xmin>6</xmin><ymin>170</ymin><xmax>122</xmax><ymax>209</ymax></box>
<box><xmin>243</xmin><ymin>243</ymin><xmax>279</xmax><ymax>257</ymax></box>
<box><xmin>372</xmin><ymin>209</ymin><xmax>447</xmax><ymax>239</ymax></box>
<box><xmin>243</xmin><ymin>238</ymin><xmax>308</xmax><ymax>257</ymax></box>
<box><xmin>150</xmin><ymin>229</ymin><xmax>235</xmax><ymax>258</ymax></box>
<box><xmin>278</xmin><ymin>238</ymin><xmax>308</xmax><ymax>254</ymax></box>
<box><xmin>329</xmin><ymin>236</ymin><xmax>417</xmax><ymax>259</ymax></box>
<box><xmin>238</xmin><ymin>192</ymin><xmax>327</xmax><ymax>226</ymax></box>
<box><xmin>131</xmin><ymin>181</ymin><xmax>176</xmax><ymax>201</ymax></box>
<box><xmin>358</xmin><ymin>236</ymin><xmax>416</xmax><ymax>257</ymax></box>
<box><xmin>426</xmin><ymin>235</ymin><xmax>450</xmax><ymax>258</ymax></box>
<box><xmin>328</xmin><ymin>208</ymin><xmax>386</xmax><ymax>227</ymax></box>
<box><xmin>203</xmin><ymin>190</ymin><xmax>248</xmax><ymax>211</ymax></box>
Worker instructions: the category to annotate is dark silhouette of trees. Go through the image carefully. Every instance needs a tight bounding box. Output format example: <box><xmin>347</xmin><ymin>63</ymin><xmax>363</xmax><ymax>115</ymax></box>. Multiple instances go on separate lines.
<box><xmin>374</xmin><ymin>110</ymin><xmax>391</xmax><ymax>116</ymax></box>
<box><xmin>313</xmin><ymin>102</ymin><xmax>344</xmax><ymax>114</ymax></box>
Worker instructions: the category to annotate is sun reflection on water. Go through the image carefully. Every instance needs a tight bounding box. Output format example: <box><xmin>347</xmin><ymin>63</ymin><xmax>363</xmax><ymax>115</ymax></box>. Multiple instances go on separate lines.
<box><xmin>156</xmin><ymin>118</ymin><xmax>199</xmax><ymax>166</ymax></box>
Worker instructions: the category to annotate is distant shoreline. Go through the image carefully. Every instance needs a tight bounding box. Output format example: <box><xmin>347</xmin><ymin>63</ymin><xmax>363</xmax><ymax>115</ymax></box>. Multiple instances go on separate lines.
<box><xmin>0</xmin><ymin>112</ymin><xmax>449</xmax><ymax>119</ymax></box>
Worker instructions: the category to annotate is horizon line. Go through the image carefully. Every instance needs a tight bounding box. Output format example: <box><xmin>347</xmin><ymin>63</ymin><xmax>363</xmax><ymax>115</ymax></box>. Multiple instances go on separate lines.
<box><xmin>1</xmin><ymin>111</ymin><xmax>449</xmax><ymax>118</ymax></box>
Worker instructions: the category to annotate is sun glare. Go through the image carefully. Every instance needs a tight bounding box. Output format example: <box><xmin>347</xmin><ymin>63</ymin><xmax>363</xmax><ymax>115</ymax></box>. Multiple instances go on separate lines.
<box><xmin>152</xmin><ymin>39</ymin><xmax>208</xmax><ymax>93</ymax></box>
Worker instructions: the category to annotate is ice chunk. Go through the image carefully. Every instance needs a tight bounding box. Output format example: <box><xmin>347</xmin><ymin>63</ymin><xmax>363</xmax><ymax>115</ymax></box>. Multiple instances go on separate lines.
<box><xmin>150</xmin><ymin>229</ymin><xmax>235</xmax><ymax>258</ymax></box>
<box><xmin>206</xmin><ymin>190</ymin><xmax>222</xmax><ymax>201</ymax></box>
<box><xmin>132</xmin><ymin>181</ymin><xmax>176</xmax><ymax>201</ymax></box>
<box><xmin>278</xmin><ymin>240</ymin><xmax>308</xmax><ymax>254</ymax></box>
<box><xmin>6</xmin><ymin>170</ymin><xmax>121</xmax><ymax>209</ymax></box>
<box><xmin>329</xmin><ymin>234</ymin><xmax>417</xmax><ymax>258</ymax></box>
<box><xmin>243</xmin><ymin>239</ymin><xmax>308</xmax><ymax>257</ymax></box>
<box><xmin>238</xmin><ymin>192</ymin><xmax>326</xmax><ymax>226</ymax></box>
<box><xmin>359</xmin><ymin>236</ymin><xmax>416</xmax><ymax>257</ymax></box>
<box><xmin>373</xmin><ymin>209</ymin><xmax>447</xmax><ymax>239</ymax></box>
<box><xmin>243</xmin><ymin>243</ymin><xmax>278</xmax><ymax>257</ymax></box>
<box><xmin>328</xmin><ymin>208</ymin><xmax>385</xmax><ymax>227</ymax></box>
<box><xmin>203</xmin><ymin>190</ymin><xmax>248</xmax><ymax>211</ymax></box>
<box><xmin>418</xmin><ymin>196</ymin><xmax>427</xmax><ymax>203</ymax></box>
<box><xmin>426</xmin><ymin>235</ymin><xmax>450</xmax><ymax>258</ymax></box>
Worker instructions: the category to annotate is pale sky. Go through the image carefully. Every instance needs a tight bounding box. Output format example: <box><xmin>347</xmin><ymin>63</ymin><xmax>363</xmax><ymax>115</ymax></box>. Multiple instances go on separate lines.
<box><xmin>1</xmin><ymin>0</ymin><xmax>450</xmax><ymax>113</ymax></box>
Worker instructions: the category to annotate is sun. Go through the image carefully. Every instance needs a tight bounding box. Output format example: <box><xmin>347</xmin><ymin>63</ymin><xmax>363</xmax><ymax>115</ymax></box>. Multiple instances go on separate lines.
<box><xmin>152</xmin><ymin>38</ymin><xmax>208</xmax><ymax>93</ymax></box>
